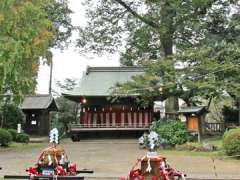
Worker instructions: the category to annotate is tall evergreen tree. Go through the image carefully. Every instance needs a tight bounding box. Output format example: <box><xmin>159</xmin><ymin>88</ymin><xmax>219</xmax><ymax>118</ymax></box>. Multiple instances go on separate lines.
<box><xmin>78</xmin><ymin>0</ymin><xmax>240</xmax><ymax>109</ymax></box>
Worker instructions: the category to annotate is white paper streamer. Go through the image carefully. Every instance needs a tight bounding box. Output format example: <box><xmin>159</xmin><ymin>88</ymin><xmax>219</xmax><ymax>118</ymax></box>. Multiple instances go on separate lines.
<box><xmin>49</xmin><ymin>128</ymin><xmax>59</xmax><ymax>144</ymax></box>
<box><xmin>148</xmin><ymin>131</ymin><xmax>159</xmax><ymax>151</ymax></box>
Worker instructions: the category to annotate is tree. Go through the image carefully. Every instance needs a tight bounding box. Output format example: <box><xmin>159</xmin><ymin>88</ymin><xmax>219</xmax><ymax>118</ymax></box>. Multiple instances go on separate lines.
<box><xmin>0</xmin><ymin>103</ymin><xmax>23</xmax><ymax>129</ymax></box>
<box><xmin>78</xmin><ymin>0</ymin><xmax>240</xmax><ymax>108</ymax></box>
<box><xmin>79</xmin><ymin>0</ymin><xmax>238</xmax><ymax>59</ymax></box>
<box><xmin>0</xmin><ymin>0</ymin><xmax>73</xmax><ymax>104</ymax></box>
<box><xmin>52</xmin><ymin>78</ymin><xmax>78</xmax><ymax>133</ymax></box>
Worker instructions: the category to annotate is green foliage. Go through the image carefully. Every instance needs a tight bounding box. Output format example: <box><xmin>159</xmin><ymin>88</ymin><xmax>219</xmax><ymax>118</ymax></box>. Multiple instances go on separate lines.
<box><xmin>54</xmin><ymin>97</ymin><xmax>77</xmax><ymax>132</ymax></box>
<box><xmin>79</xmin><ymin>0</ymin><xmax>240</xmax><ymax>107</ymax></box>
<box><xmin>1</xmin><ymin>104</ymin><xmax>23</xmax><ymax>129</ymax></box>
<box><xmin>111</xmin><ymin>58</ymin><xmax>176</xmax><ymax>106</ymax></box>
<box><xmin>15</xmin><ymin>133</ymin><xmax>30</xmax><ymax>144</ymax></box>
<box><xmin>152</xmin><ymin>120</ymin><xmax>188</xmax><ymax>147</ymax></box>
<box><xmin>79</xmin><ymin>0</ymin><xmax>240</xmax><ymax>59</ymax></box>
<box><xmin>177</xmin><ymin>43</ymin><xmax>240</xmax><ymax>101</ymax></box>
<box><xmin>222</xmin><ymin>106</ymin><xmax>238</xmax><ymax>124</ymax></box>
<box><xmin>51</xmin><ymin>114</ymin><xmax>65</xmax><ymax>138</ymax></box>
<box><xmin>7</xmin><ymin>129</ymin><xmax>17</xmax><ymax>141</ymax></box>
<box><xmin>223</xmin><ymin>128</ymin><xmax>240</xmax><ymax>156</ymax></box>
<box><xmin>52</xmin><ymin>78</ymin><xmax>78</xmax><ymax>134</ymax></box>
<box><xmin>0</xmin><ymin>0</ymin><xmax>72</xmax><ymax>103</ymax></box>
<box><xmin>0</xmin><ymin>128</ymin><xmax>12</xmax><ymax>146</ymax></box>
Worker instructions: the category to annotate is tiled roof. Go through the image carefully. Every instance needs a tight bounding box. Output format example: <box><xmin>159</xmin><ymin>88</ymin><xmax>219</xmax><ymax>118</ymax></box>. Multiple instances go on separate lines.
<box><xmin>63</xmin><ymin>66</ymin><xmax>144</xmax><ymax>97</ymax></box>
<box><xmin>20</xmin><ymin>94</ymin><xmax>58</xmax><ymax>110</ymax></box>
<box><xmin>178</xmin><ymin>106</ymin><xmax>207</xmax><ymax>114</ymax></box>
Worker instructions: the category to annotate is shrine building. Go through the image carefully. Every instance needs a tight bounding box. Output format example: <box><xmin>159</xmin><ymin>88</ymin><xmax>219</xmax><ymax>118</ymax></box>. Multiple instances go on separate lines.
<box><xmin>63</xmin><ymin>66</ymin><xmax>153</xmax><ymax>138</ymax></box>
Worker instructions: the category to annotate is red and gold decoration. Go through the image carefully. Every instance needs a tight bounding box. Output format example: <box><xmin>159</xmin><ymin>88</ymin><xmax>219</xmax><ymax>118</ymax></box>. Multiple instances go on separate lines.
<box><xmin>0</xmin><ymin>128</ymin><xmax>94</xmax><ymax>180</ymax></box>
<box><xmin>124</xmin><ymin>154</ymin><xmax>185</xmax><ymax>180</ymax></box>
<box><xmin>26</xmin><ymin>129</ymin><xmax>77</xmax><ymax>178</ymax></box>
<box><xmin>121</xmin><ymin>131</ymin><xmax>186</xmax><ymax>180</ymax></box>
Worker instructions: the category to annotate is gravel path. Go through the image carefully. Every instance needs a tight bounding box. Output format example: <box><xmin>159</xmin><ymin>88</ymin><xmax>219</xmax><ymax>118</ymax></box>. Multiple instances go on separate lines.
<box><xmin>0</xmin><ymin>139</ymin><xmax>240</xmax><ymax>179</ymax></box>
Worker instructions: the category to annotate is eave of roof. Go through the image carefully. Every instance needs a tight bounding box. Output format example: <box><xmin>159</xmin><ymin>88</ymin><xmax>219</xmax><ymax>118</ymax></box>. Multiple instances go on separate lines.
<box><xmin>20</xmin><ymin>94</ymin><xmax>58</xmax><ymax>111</ymax></box>
<box><xmin>63</xmin><ymin>66</ymin><xmax>145</xmax><ymax>97</ymax></box>
<box><xmin>178</xmin><ymin>106</ymin><xmax>207</xmax><ymax>114</ymax></box>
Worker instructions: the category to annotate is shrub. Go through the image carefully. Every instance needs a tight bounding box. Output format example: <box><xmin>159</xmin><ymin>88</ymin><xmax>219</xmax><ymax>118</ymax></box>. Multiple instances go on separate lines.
<box><xmin>16</xmin><ymin>133</ymin><xmax>30</xmax><ymax>144</ymax></box>
<box><xmin>0</xmin><ymin>128</ymin><xmax>12</xmax><ymax>146</ymax></box>
<box><xmin>2</xmin><ymin>104</ymin><xmax>23</xmax><ymax>129</ymax></box>
<box><xmin>152</xmin><ymin>120</ymin><xmax>188</xmax><ymax>147</ymax></box>
<box><xmin>176</xmin><ymin>142</ymin><xmax>217</xmax><ymax>152</ymax></box>
<box><xmin>223</xmin><ymin>128</ymin><xmax>240</xmax><ymax>156</ymax></box>
<box><xmin>176</xmin><ymin>142</ymin><xmax>203</xmax><ymax>151</ymax></box>
<box><xmin>8</xmin><ymin>129</ymin><xmax>18</xmax><ymax>141</ymax></box>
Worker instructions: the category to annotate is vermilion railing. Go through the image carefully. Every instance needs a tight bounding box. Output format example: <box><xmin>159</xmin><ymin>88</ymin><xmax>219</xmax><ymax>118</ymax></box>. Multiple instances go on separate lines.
<box><xmin>70</xmin><ymin>123</ymin><xmax>151</xmax><ymax>129</ymax></box>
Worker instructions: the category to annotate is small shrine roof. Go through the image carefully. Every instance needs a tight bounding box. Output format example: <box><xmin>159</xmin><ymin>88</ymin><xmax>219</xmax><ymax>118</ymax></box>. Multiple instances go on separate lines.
<box><xmin>178</xmin><ymin>106</ymin><xmax>207</xmax><ymax>114</ymax></box>
<box><xmin>20</xmin><ymin>94</ymin><xmax>58</xmax><ymax>111</ymax></box>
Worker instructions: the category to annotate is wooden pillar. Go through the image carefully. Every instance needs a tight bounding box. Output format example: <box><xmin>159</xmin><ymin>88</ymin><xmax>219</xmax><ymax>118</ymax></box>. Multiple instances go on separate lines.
<box><xmin>83</xmin><ymin>107</ymin><xmax>89</xmax><ymax>127</ymax></box>
<box><xmin>39</xmin><ymin>110</ymin><xmax>50</xmax><ymax>136</ymax></box>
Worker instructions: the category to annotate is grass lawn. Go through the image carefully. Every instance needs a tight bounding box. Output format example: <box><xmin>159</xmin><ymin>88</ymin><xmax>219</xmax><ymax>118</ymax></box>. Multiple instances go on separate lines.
<box><xmin>202</xmin><ymin>135</ymin><xmax>223</xmax><ymax>148</ymax></box>
<box><xmin>158</xmin><ymin>135</ymin><xmax>225</xmax><ymax>158</ymax></box>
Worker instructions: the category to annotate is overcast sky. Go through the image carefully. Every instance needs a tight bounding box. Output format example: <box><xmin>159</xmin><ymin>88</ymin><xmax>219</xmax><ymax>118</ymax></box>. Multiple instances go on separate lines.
<box><xmin>36</xmin><ymin>0</ymin><xmax>120</xmax><ymax>94</ymax></box>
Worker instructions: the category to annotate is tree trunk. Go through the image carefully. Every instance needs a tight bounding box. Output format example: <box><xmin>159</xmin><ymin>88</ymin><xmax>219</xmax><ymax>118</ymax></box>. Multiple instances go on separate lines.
<box><xmin>115</xmin><ymin>0</ymin><xmax>179</xmax><ymax>113</ymax></box>
<box><xmin>159</xmin><ymin>1</ymin><xmax>178</xmax><ymax>114</ymax></box>
<box><xmin>165</xmin><ymin>96</ymin><xmax>179</xmax><ymax>119</ymax></box>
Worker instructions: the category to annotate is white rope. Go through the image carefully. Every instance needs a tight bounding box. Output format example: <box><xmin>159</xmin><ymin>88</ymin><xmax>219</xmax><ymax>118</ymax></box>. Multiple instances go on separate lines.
<box><xmin>146</xmin><ymin>158</ymin><xmax>152</xmax><ymax>173</ymax></box>
<box><xmin>48</xmin><ymin>155</ymin><xmax>52</xmax><ymax>166</ymax></box>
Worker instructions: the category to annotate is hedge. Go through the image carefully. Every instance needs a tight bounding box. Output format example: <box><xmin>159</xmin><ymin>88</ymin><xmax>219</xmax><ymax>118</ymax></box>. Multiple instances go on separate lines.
<box><xmin>8</xmin><ymin>129</ymin><xmax>18</xmax><ymax>141</ymax></box>
<box><xmin>16</xmin><ymin>133</ymin><xmax>30</xmax><ymax>144</ymax></box>
<box><xmin>152</xmin><ymin>120</ymin><xmax>188</xmax><ymax>147</ymax></box>
<box><xmin>223</xmin><ymin>128</ymin><xmax>240</xmax><ymax>156</ymax></box>
<box><xmin>0</xmin><ymin>128</ymin><xmax>12</xmax><ymax>147</ymax></box>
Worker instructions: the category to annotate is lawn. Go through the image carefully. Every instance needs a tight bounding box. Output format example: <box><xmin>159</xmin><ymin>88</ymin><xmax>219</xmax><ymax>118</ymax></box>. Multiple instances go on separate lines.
<box><xmin>202</xmin><ymin>135</ymin><xmax>223</xmax><ymax>148</ymax></box>
<box><xmin>158</xmin><ymin>135</ymin><xmax>225</xmax><ymax>158</ymax></box>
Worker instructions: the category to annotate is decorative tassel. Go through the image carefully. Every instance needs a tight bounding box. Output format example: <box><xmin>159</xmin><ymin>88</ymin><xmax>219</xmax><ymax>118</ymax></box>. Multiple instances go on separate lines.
<box><xmin>48</xmin><ymin>155</ymin><xmax>52</xmax><ymax>166</ymax></box>
<box><xmin>146</xmin><ymin>158</ymin><xmax>152</xmax><ymax>172</ymax></box>
<box><xmin>59</xmin><ymin>154</ymin><xmax>65</xmax><ymax>165</ymax></box>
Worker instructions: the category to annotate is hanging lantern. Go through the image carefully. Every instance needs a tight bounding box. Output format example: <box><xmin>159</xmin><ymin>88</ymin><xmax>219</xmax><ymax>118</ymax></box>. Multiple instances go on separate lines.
<box><xmin>82</xmin><ymin>97</ymin><xmax>87</xmax><ymax>104</ymax></box>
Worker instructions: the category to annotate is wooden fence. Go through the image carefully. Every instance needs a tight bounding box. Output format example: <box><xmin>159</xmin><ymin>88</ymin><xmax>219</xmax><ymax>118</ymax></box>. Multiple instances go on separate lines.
<box><xmin>205</xmin><ymin>122</ymin><xmax>225</xmax><ymax>133</ymax></box>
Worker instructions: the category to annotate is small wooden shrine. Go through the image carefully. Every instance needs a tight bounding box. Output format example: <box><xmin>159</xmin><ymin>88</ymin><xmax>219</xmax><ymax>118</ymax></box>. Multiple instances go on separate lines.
<box><xmin>20</xmin><ymin>94</ymin><xmax>58</xmax><ymax>136</ymax></box>
<box><xmin>178</xmin><ymin>106</ymin><xmax>208</xmax><ymax>136</ymax></box>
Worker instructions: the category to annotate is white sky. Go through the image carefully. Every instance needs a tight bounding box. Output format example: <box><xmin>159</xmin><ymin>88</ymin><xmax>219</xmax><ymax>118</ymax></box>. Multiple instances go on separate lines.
<box><xmin>36</xmin><ymin>0</ymin><xmax>120</xmax><ymax>94</ymax></box>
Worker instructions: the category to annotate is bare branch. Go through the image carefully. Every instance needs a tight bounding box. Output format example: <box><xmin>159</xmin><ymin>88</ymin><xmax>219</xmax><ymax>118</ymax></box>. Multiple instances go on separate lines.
<box><xmin>113</xmin><ymin>0</ymin><xmax>160</xmax><ymax>29</ymax></box>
